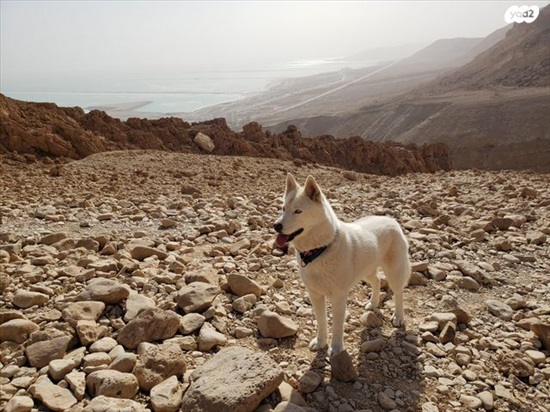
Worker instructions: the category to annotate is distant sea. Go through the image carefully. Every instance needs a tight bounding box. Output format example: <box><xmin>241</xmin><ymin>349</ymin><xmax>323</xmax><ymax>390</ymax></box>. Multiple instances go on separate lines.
<box><xmin>2</xmin><ymin>59</ymin><xmax>375</xmax><ymax>115</ymax></box>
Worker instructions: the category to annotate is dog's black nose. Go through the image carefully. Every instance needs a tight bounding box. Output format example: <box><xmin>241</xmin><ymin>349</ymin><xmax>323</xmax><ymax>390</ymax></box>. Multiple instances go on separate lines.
<box><xmin>273</xmin><ymin>223</ymin><xmax>283</xmax><ymax>233</ymax></box>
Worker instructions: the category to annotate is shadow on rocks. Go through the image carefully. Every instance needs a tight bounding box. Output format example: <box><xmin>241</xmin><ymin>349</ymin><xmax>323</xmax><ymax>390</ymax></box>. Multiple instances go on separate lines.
<box><xmin>353</xmin><ymin>325</ymin><xmax>425</xmax><ymax>412</ymax></box>
<box><xmin>294</xmin><ymin>325</ymin><xmax>424</xmax><ymax>411</ymax></box>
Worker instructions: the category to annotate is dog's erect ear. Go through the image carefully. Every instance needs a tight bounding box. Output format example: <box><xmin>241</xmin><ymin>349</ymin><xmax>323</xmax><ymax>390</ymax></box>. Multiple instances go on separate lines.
<box><xmin>285</xmin><ymin>173</ymin><xmax>298</xmax><ymax>194</ymax></box>
<box><xmin>304</xmin><ymin>175</ymin><xmax>321</xmax><ymax>202</ymax></box>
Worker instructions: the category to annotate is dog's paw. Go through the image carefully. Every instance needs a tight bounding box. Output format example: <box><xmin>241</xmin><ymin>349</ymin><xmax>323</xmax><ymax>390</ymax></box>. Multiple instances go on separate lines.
<box><xmin>365</xmin><ymin>302</ymin><xmax>380</xmax><ymax>312</ymax></box>
<box><xmin>391</xmin><ymin>314</ymin><xmax>405</xmax><ymax>327</ymax></box>
<box><xmin>309</xmin><ymin>337</ymin><xmax>328</xmax><ymax>351</ymax></box>
<box><xmin>328</xmin><ymin>343</ymin><xmax>344</xmax><ymax>357</ymax></box>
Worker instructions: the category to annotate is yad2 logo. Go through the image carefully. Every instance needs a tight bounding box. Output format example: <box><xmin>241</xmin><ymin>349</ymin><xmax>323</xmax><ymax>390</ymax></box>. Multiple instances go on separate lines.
<box><xmin>505</xmin><ymin>5</ymin><xmax>540</xmax><ymax>23</ymax></box>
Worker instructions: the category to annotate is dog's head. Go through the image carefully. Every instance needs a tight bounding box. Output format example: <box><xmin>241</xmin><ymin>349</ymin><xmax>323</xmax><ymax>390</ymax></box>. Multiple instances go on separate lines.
<box><xmin>273</xmin><ymin>173</ymin><xmax>325</xmax><ymax>248</ymax></box>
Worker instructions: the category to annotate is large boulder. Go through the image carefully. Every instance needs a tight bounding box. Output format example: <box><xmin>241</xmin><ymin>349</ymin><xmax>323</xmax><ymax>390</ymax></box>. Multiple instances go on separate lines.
<box><xmin>181</xmin><ymin>346</ymin><xmax>284</xmax><ymax>412</ymax></box>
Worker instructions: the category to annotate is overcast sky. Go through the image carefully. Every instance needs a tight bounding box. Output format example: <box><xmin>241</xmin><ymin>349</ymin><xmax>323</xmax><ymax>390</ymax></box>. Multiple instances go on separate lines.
<box><xmin>1</xmin><ymin>1</ymin><xmax>548</xmax><ymax>87</ymax></box>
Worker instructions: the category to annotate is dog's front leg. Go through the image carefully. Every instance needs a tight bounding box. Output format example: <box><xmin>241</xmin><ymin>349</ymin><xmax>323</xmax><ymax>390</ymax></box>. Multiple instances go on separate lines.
<box><xmin>329</xmin><ymin>295</ymin><xmax>347</xmax><ymax>355</ymax></box>
<box><xmin>308</xmin><ymin>290</ymin><xmax>328</xmax><ymax>351</ymax></box>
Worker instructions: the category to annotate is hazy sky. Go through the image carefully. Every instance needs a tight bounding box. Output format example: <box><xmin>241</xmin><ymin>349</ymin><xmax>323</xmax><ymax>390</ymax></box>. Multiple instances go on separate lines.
<box><xmin>1</xmin><ymin>1</ymin><xmax>548</xmax><ymax>90</ymax></box>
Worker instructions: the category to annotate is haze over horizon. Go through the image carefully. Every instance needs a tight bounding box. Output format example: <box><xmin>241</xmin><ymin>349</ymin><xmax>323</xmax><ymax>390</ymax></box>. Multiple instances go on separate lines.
<box><xmin>1</xmin><ymin>0</ymin><xmax>549</xmax><ymax>113</ymax></box>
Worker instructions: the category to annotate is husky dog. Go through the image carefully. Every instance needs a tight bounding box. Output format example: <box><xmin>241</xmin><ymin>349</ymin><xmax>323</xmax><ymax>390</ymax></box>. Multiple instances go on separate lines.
<box><xmin>274</xmin><ymin>173</ymin><xmax>411</xmax><ymax>355</ymax></box>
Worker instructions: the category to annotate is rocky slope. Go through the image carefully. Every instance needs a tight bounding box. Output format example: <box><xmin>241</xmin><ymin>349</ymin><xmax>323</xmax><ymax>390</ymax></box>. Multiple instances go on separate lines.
<box><xmin>267</xmin><ymin>7</ymin><xmax>550</xmax><ymax>172</ymax></box>
<box><xmin>0</xmin><ymin>94</ymin><xmax>452</xmax><ymax>175</ymax></box>
<box><xmin>0</xmin><ymin>151</ymin><xmax>549</xmax><ymax>412</ymax></box>
<box><xmin>185</xmin><ymin>33</ymin><xmax>509</xmax><ymax>130</ymax></box>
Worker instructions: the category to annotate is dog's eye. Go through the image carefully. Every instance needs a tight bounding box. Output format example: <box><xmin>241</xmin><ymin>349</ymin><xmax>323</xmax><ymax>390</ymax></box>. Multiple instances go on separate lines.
<box><xmin>295</xmin><ymin>209</ymin><xmax>302</xmax><ymax>214</ymax></box>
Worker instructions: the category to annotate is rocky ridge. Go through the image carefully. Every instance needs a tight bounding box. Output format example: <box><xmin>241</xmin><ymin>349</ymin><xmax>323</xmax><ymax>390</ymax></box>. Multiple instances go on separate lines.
<box><xmin>0</xmin><ymin>93</ymin><xmax>451</xmax><ymax>176</ymax></box>
<box><xmin>0</xmin><ymin>151</ymin><xmax>549</xmax><ymax>412</ymax></box>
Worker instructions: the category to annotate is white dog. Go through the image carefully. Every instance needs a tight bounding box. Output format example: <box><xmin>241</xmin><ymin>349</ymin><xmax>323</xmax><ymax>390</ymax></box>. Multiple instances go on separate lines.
<box><xmin>274</xmin><ymin>173</ymin><xmax>411</xmax><ymax>355</ymax></box>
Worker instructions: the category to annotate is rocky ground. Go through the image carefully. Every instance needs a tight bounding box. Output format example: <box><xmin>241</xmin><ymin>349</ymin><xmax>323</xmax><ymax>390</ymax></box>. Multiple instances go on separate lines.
<box><xmin>0</xmin><ymin>150</ymin><xmax>549</xmax><ymax>412</ymax></box>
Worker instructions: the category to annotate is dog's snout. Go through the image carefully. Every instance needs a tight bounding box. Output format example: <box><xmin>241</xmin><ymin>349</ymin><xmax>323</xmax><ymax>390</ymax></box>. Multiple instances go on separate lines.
<box><xmin>273</xmin><ymin>222</ymin><xmax>283</xmax><ymax>233</ymax></box>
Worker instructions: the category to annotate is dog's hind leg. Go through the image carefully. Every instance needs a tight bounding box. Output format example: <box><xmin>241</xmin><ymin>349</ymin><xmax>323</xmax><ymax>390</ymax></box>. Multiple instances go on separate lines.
<box><xmin>308</xmin><ymin>290</ymin><xmax>328</xmax><ymax>351</ymax></box>
<box><xmin>365</xmin><ymin>273</ymin><xmax>381</xmax><ymax>312</ymax></box>
<box><xmin>382</xmin><ymin>255</ymin><xmax>410</xmax><ymax>327</ymax></box>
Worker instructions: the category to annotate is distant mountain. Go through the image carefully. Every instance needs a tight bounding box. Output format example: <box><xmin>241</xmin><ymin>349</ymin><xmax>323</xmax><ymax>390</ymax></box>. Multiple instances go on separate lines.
<box><xmin>185</xmin><ymin>29</ymin><xmax>510</xmax><ymax>130</ymax></box>
<box><xmin>268</xmin><ymin>6</ymin><xmax>549</xmax><ymax>171</ymax></box>
<box><xmin>431</xmin><ymin>9</ymin><xmax>549</xmax><ymax>91</ymax></box>
<box><xmin>346</xmin><ymin>43</ymin><xmax>425</xmax><ymax>64</ymax></box>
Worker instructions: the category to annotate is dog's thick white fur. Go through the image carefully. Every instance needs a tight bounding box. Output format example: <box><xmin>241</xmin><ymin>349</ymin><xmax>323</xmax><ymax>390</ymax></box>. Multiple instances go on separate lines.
<box><xmin>274</xmin><ymin>173</ymin><xmax>411</xmax><ymax>355</ymax></box>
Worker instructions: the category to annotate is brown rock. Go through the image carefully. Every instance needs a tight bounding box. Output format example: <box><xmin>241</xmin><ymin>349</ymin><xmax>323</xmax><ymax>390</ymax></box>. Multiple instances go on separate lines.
<box><xmin>0</xmin><ymin>319</ymin><xmax>39</xmax><ymax>343</ymax></box>
<box><xmin>117</xmin><ymin>308</ymin><xmax>180</xmax><ymax>349</ymax></box>
<box><xmin>227</xmin><ymin>273</ymin><xmax>263</xmax><ymax>297</ymax></box>
<box><xmin>29</xmin><ymin>376</ymin><xmax>77</xmax><ymax>411</ymax></box>
<box><xmin>11</xmin><ymin>290</ymin><xmax>49</xmax><ymax>309</ymax></box>
<box><xmin>129</xmin><ymin>245</ymin><xmax>169</xmax><ymax>261</ymax></box>
<box><xmin>86</xmin><ymin>370</ymin><xmax>139</xmax><ymax>398</ymax></box>
<box><xmin>75</xmin><ymin>278</ymin><xmax>130</xmax><ymax>304</ymax></box>
<box><xmin>330</xmin><ymin>350</ymin><xmax>357</xmax><ymax>382</ymax></box>
<box><xmin>62</xmin><ymin>301</ymin><xmax>106</xmax><ymax>327</ymax></box>
<box><xmin>175</xmin><ymin>282</ymin><xmax>220</xmax><ymax>314</ymax></box>
<box><xmin>257</xmin><ymin>311</ymin><xmax>298</xmax><ymax>338</ymax></box>
<box><xmin>181</xmin><ymin>346</ymin><xmax>284</xmax><ymax>412</ymax></box>
<box><xmin>531</xmin><ymin>322</ymin><xmax>550</xmax><ymax>349</ymax></box>
<box><xmin>133</xmin><ymin>342</ymin><xmax>186</xmax><ymax>391</ymax></box>
<box><xmin>25</xmin><ymin>335</ymin><xmax>71</xmax><ymax>368</ymax></box>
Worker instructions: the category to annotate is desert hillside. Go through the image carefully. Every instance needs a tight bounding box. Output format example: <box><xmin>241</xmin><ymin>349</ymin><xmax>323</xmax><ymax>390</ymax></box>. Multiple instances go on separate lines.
<box><xmin>0</xmin><ymin>93</ymin><xmax>451</xmax><ymax>176</ymax></box>
<box><xmin>185</xmin><ymin>33</ymin><xmax>508</xmax><ymax>129</ymax></box>
<box><xmin>0</xmin><ymin>150</ymin><xmax>549</xmax><ymax>412</ymax></box>
<box><xmin>267</xmin><ymin>7</ymin><xmax>550</xmax><ymax>172</ymax></box>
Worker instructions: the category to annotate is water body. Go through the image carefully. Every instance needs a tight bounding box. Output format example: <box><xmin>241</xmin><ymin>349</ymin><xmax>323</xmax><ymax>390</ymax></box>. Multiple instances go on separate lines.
<box><xmin>2</xmin><ymin>58</ymin><xmax>376</xmax><ymax>115</ymax></box>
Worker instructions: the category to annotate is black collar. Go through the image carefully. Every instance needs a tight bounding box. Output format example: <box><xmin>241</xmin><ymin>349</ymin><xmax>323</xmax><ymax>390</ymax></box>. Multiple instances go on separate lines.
<box><xmin>298</xmin><ymin>230</ymin><xmax>338</xmax><ymax>267</ymax></box>
<box><xmin>299</xmin><ymin>246</ymin><xmax>328</xmax><ymax>267</ymax></box>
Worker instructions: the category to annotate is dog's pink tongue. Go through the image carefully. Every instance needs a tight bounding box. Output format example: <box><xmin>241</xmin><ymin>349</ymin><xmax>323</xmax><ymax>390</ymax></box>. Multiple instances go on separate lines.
<box><xmin>275</xmin><ymin>234</ymin><xmax>289</xmax><ymax>247</ymax></box>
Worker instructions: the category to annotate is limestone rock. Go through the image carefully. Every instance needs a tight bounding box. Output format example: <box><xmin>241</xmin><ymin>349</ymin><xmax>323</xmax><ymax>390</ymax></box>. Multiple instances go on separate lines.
<box><xmin>29</xmin><ymin>375</ymin><xmax>77</xmax><ymax>411</ymax></box>
<box><xmin>150</xmin><ymin>375</ymin><xmax>185</xmax><ymax>412</ymax></box>
<box><xmin>109</xmin><ymin>352</ymin><xmax>138</xmax><ymax>373</ymax></box>
<box><xmin>75</xmin><ymin>278</ymin><xmax>130</xmax><ymax>304</ymax></box>
<box><xmin>76</xmin><ymin>319</ymin><xmax>108</xmax><ymax>346</ymax></box>
<box><xmin>48</xmin><ymin>359</ymin><xmax>77</xmax><ymax>381</ymax></box>
<box><xmin>181</xmin><ymin>346</ymin><xmax>284</xmax><ymax>412</ymax></box>
<box><xmin>179</xmin><ymin>313</ymin><xmax>205</xmax><ymax>335</ymax></box>
<box><xmin>297</xmin><ymin>370</ymin><xmax>322</xmax><ymax>393</ymax></box>
<box><xmin>117</xmin><ymin>308</ymin><xmax>180</xmax><ymax>349</ymax></box>
<box><xmin>11</xmin><ymin>290</ymin><xmax>49</xmax><ymax>309</ymax></box>
<box><xmin>0</xmin><ymin>319</ymin><xmax>39</xmax><ymax>343</ymax></box>
<box><xmin>129</xmin><ymin>245</ymin><xmax>168</xmax><ymax>261</ymax></box>
<box><xmin>133</xmin><ymin>342</ymin><xmax>186</xmax><ymax>391</ymax></box>
<box><xmin>330</xmin><ymin>350</ymin><xmax>357</xmax><ymax>382</ymax></box>
<box><xmin>175</xmin><ymin>282</ymin><xmax>220</xmax><ymax>313</ymax></box>
<box><xmin>4</xmin><ymin>396</ymin><xmax>34</xmax><ymax>412</ymax></box>
<box><xmin>124</xmin><ymin>294</ymin><xmax>156</xmax><ymax>322</ymax></box>
<box><xmin>193</xmin><ymin>132</ymin><xmax>215</xmax><ymax>153</ymax></box>
<box><xmin>82</xmin><ymin>395</ymin><xmax>147</xmax><ymax>412</ymax></box>
<box><xmin>530</xmin><ymin>322</ymin><xmax>550</xmax><ymax>349</ymax></box>
<box><xmin>25</xmin><ymin>335</ymin><xmax>71</xmax><ymax>368</ymax></box>
<box><xmin>86</xmin><ymin>369</ymin><xmax>139</xmax><ymax>398</ymax></box>
<box><xmin>486</xmin><ymin>299</ymin><xmax>513</xmax><ymax>321</ymax></box>
<box><xmin>361</xmin><ymin>338</ymin><xmax>387</xmax><ymax>353</ymax></box>
<box><xmin>62</xmin><ymin>301</ymin><xmax>106</xmax><ymax>327</ymax></box>
<box><xmin>198</xmin><ymin>325</ymin><xmax>228</xmax><ymax>351</ymax></box>
<box><xmin>257</xmin><ymin>311</ymin><xmax>298</xmax><ymax>338</ymax></box>
<box><xmin>232</xmin><ymin>293</ymin><xmax>257</xmax><ymax>314</ymax></box>
<box><xmin>227</xmin><ymin>273</ymin><xmax>263</xmax><ymax>297</ymax></box>
<box><xmin>497</xmin><ymin>350</ymin><xmax>535</xmax><ymax>378</ymax></box>
<box><xmin>65</xmin><ymin>370</ymin><xmax>86</xmax><ymax>401</ymax></box>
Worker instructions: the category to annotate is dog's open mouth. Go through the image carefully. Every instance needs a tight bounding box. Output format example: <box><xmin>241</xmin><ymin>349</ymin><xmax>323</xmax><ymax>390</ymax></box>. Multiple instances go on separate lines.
<box><xmin>275</xmin><ymin>228</ymin><xmax>304</xmax><ymax>248</ymax></box>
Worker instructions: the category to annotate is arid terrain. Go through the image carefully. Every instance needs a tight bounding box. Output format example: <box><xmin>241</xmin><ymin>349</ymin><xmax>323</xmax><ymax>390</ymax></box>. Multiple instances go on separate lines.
<box><xmin>186</xmin><ymin>7</ymin><xmax>550</xmax><ymax>173</ymax></box>
<box><xmin>1</xmin><ymin>151</ymin><xmax>549</xmax><ymax>412</ymax></box>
